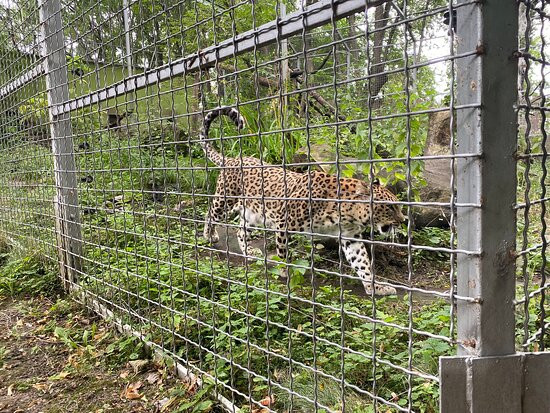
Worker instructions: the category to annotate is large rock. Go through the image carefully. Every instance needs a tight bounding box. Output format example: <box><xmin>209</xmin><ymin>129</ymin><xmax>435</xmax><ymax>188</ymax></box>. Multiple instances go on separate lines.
<box><xmin>412</xmin><ymin>111</ymin><xmax>454</xmax><ymax>228</ymax></box>
<box><xmin>292</xmin><ymin>143</ymin><xmax>358</xmax><ymax>174</ymax></box>
<box><xmin>425</xmin><ymin>110</ymin><xmax>453</xmax><ymax>156</ymax></box>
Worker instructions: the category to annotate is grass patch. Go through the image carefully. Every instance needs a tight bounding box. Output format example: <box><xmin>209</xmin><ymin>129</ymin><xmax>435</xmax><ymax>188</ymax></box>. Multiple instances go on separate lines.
<box><xmin>0</xmin><ymin>247</ymin><xmax>60</xmax><ymax>297</ymax></box>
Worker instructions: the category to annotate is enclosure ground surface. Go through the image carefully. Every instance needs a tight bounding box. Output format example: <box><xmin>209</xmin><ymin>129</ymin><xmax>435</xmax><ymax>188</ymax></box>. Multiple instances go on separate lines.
<box><xmin>212</xmin><ymin>225</ymin><xmax>450</xmax><ymax>297</ymax></box>
<box><xmin>0</xmin><ymin>296</ymin><xmax>217</xmax><ymax>413</ymax></box>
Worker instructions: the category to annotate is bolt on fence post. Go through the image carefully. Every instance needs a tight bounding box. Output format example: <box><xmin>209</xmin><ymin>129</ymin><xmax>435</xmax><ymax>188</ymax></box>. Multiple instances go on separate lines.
<box><xmin>39</xmin><ymin>0</ymin><xmax>82</xmax><ymax>290</ymax></box>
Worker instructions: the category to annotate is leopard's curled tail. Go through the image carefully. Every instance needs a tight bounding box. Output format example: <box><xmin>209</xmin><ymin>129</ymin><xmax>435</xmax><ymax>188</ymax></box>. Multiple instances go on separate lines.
<box><xmin>200</xmin><ymin>107</ymin><xmax>245</xmax><ymax>166</ymax></box>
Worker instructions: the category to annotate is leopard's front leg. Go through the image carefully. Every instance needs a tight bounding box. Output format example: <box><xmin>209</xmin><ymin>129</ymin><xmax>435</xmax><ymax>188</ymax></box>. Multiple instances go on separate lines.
<box><xmin>204</xmin><ymin>175</ymin><xmax>236</xmax><ymax>244</ymax></box>
<box><xmin>236</xmin><ymin>210</ymin><xmax>263</xmax><ymax>261</ymax></box>
<box><xmin>341</xmin><ymin>236</ymin><xmax>396</xmax><ymax>296</ymax></box>
<box><xmin>203</xmin><ymin>201</ymin><xmax>222</xmax><ymax>243</ymax></box>
<box><xmin>275</xmin><ymin>230</ymin><xmax>289</xmax><ymax>262</ymax></box>
<box><xmin>273</xmin><ymin>230</ymin><xmax>291</xmax><ymax>277</ymax></box>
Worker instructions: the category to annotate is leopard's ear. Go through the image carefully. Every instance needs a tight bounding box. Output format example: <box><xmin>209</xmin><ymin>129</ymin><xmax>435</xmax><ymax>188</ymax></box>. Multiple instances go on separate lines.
<box><xmin>356</xmin><ymin>182</ymin><xmax>369</xmax><ymax>195</ymax></box>
<box><xmin>372</xmin><ymin>178</ymin><xmax>380</xmax><ymax>185</ymax></box>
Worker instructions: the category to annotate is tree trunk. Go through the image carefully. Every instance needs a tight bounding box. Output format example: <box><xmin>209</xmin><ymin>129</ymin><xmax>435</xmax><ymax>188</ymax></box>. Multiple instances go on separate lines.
<box><xmin>89</xmin><ymin>15</ymin><xmax>104</xmax><ymax>62</ymax></box>
<box><xmin>153</xmin><ymin>19</ymin><xmax>164</xmax><ymax>67</ymax></box>
<box><xmin>191</xmin><ymin>73</ymin><xmax>202</xmax><ymax>137</ymax></box>
<box><xmin>369</xmin><ymin>3</ymin><xmax>392</xmax><ymax>99</ymax></box>
<box><xmin>303</xmin><ymin>0</ymin><xmax>316</xmax><ymax>76</ymax></box>
<box><xmin>347</xmin><ymin>14</ymin><xmax>359</xmax><ymax>79</ymax></box>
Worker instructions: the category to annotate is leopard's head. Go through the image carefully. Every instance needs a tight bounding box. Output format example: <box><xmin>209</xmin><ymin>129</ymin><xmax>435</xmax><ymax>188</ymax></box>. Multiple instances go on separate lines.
<box><xmin>371</xmin><ymin>181</ymin><xmax>406</xmax><ymax>235</ymax></box>
<box><xmin>355</xmin><ymin>179</ymin><xmax>406</xmax><ymax>236</ymax></box>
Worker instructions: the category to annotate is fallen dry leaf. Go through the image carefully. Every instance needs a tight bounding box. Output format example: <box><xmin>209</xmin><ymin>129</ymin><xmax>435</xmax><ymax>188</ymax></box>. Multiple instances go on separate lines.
<box><xmin>32</xmin><ymin>383</ymin><xmax>49</xmax><ymax>393</ymax></box>
<box><xmin>93</xmin><ymin>329</ymin><xmax>107</xmax><ymax>341</ymax></box>
<box><xmin>119</xmin><ymin>370</ymin><xmax>130</xmax><ymax>379</ymax></box>
<box><xmin>260</xmin><ymin>395</ymin><xmax>275</xmax><ymax>406</ymax></box>
<box><xmin>146</xmin><ymin>371</ymin><xmax>161</xmax><ymax>385</ymax></box>
<box><xmin>251</xmin><ymin>394</ymin><xmax>275</xmax><ymax>413</ymax></box>
<box><xmin>128</xmin><ymin>359</ymin><xmax>149</xmax><ymax>374</ymax></box>
<box><xmin>7</xmin><ymin>384</ymin><xmax>14</xmax><ymax>396</ymax></box>
<box><xmin>49</xmin><ymin>371</ymin><xmax>70</xmax><ymax>381</ymax></box>
<box><xmin>185</xmin><ymin>375</ymin><xmax>199</xmax><ymax>394</ymax></box>
<box><xmin>123</xmin><ymin>381</ymin><xmax>143</xmax><ymax>400</ymax></box>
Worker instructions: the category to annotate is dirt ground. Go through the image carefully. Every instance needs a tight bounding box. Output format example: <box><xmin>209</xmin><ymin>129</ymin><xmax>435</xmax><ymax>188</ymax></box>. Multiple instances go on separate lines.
<box><xmin>212</xmin><ymin>225</ymin><xmax>450</xmax><ymax>297</ymax></box>
<box><xmin>0</xmin><ymin>296</ymin><xmax>217</xmax><ymax>413</ymax></box>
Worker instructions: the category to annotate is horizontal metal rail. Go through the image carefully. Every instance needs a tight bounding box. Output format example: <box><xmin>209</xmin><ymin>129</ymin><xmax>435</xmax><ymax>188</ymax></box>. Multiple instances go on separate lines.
<box><xmin>0</xmin><ymin>62</ymin><xmax>44</xmax><ymax>99</ymax></box>
<box><xmin>52</xmin><ymin>0</ymin><xmax>388</xmax><ymax>116</ymax></box>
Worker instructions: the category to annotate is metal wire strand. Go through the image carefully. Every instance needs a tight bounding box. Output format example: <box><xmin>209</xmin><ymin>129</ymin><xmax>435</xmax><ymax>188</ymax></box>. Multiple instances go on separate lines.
<box><xmin>2</xmin><ymin>0</ymin><xmax>545</xmax><ymax>412</ymax></box>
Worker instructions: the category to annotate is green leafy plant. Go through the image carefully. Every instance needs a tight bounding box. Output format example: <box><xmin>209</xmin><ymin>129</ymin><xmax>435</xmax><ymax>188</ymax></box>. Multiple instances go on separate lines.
<box><xmin>0</xmin><ymin>252</ymin><xmax>59</xmax><ymax>296</ymax></box>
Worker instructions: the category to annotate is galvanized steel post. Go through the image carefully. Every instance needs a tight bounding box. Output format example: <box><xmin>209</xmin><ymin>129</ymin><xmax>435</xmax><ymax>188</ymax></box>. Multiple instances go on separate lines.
<box><xmin>439</xmin><ymin>1</ymin><xmax>550</xmax><ymax>412</ymax></box>
<box><xmin>39</xmin><ymin>0</ymin><xmax>82</xmax><ymax>289</ymax></box>
<box><xmin>441</xmin><ymin>0</ymin><xmax>520</xmax><ymax>410</ymax></box>
<box><xmin>455</xmin><ymin>0</ymin><xmax>518</xmax><ymax>358</ymax></box>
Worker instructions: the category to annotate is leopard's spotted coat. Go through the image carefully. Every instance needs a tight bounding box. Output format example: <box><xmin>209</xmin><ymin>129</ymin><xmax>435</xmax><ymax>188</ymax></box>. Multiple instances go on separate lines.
<box><xmin>200</xmin><ymin>107</ymin><xmax>405</xmax><ymax>295</ymax></box>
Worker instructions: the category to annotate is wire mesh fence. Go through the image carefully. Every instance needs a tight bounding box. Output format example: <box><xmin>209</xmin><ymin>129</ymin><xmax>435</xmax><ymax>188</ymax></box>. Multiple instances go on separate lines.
<box><xmin>0</xmin><ymin>0</ymin><xmax>547</xmax><ymax>411</ymax></box>
<box><xmin>517</xmin><ymin>0</ymin><xmax>550</xmax><ymax>352</ymax></box>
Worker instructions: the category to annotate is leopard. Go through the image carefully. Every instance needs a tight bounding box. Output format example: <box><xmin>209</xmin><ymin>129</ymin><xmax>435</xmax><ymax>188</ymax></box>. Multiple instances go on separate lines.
<box><xmin>200</xmin><ymin>107</ymin><xmax>406</xmax><ymax>296</ymax></box>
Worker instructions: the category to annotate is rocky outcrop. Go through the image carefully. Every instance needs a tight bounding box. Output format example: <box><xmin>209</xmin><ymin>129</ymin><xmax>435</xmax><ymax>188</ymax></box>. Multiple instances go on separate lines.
<box><xmin>412</xmin><ymin>111</ymin><xmax>454</xmax><ymax>228</ymax></box>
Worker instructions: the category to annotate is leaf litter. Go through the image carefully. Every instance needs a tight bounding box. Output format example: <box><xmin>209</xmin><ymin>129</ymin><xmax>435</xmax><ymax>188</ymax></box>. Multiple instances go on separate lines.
<box><xmin>0</xmin><ymin>297</ymin><xmax>220</xmax><ymax>412</ymax></box>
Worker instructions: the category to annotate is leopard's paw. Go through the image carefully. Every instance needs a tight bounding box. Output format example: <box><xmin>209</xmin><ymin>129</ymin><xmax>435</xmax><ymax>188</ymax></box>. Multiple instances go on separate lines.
<box><xmin>364</xmin><ymin>283</ymin><xmax>397</xmax><ymax>296</ymax></box>
<box><xmin>246</xmin><ymin>247</ymin><xmax>263</xmax><ymax>261</ymax></box>
<box><xmin>204</xmin><ymin>228</ymin><xmax>219</xmax><ymax>244</ymax></box>
<box><xmin>278</xmin><ymin>266</ymin><xmax>289</xmax><ymax>278</ymax></box>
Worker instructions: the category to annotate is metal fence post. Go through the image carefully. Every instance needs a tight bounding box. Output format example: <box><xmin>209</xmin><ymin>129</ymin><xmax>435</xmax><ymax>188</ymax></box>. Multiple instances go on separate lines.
<box><xmin>39</xmin><ymin>0</ymin><xmax>82</xmax><ymax>289</ymax></box>
<box><xmin>455</xmin><ymin>0</ymin><xmax>518</xmax><ymax>359</ymax></box>
<box><xmin>439</xmin><ymin>1</ymin><xmax>550</xmax><ymax>411</ymax></box>
<box><xmin>441</xmin><ymin>0</ymin><xmax>519</xmax><ymax>410</ymax></box>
